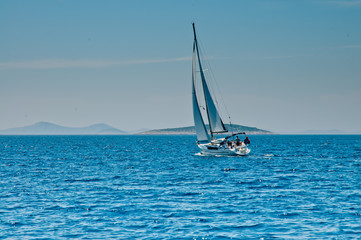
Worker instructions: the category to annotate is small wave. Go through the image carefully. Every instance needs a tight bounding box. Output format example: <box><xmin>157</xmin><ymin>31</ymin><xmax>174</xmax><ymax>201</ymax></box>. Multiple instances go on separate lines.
<box><xmin>264</xmin><ymin>154</ymin><xmax>274</xmax><ymax>157</ymax></box>
<box><xmin>4</xmin><ymin>221</ymin><xmax>24</xmax><ymax>227</ymax></box>
<box><xmin>64</xmin><ymin>178</ymin><xmax>104</xmax><ymax>183</ymax></box>
<box><xmin>170</xmin><ymin>191</ymin><xmax>201</xmax><ymax>197</ymax></box>
<box><xmin>222</xmin><ymin>168</ymin><xmax>236</xmax><ymax>172</ymax></box>
<box><xmin>279</xmin><ymin>212</ymin><xmax>300</xmax><ymax>218</ymax></box>
<box><xmin>183</xmin><ymin>192</ymin><xmax>201</xmax><ymax>196</ymax></box>
<box><xmin>234</xmin><ymin>223</ymin><xmax>264</xmax><ymax>229</ymax></box>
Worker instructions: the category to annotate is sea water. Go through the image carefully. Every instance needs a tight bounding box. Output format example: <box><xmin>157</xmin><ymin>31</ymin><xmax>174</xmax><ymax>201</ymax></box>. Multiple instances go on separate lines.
<box><xmin>1</xmin><ymin>135</ymin><xmax>361</xmax><ymax>239</ymax></box>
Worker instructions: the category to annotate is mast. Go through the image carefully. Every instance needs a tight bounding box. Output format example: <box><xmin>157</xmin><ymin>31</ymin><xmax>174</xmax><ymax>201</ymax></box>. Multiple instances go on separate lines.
<box><xmin>192</xmin><ymin>22</ymin><xmax>197</xmax><ymax>41</ymax></box>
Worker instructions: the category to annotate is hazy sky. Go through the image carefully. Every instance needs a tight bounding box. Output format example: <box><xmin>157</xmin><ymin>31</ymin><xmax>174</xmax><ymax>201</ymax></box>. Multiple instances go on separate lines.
<box><xmin>1</xmin><ymin>0</ymin><xmax>361</xmax><ymax>133</ymax></box>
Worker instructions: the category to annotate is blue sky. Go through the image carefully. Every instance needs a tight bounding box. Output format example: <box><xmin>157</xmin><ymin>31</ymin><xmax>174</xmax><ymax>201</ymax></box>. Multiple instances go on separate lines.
<box><xmin>1</xmin><ymin>0</ymin><xmax>361</xmax><ymax>133</ymax></box>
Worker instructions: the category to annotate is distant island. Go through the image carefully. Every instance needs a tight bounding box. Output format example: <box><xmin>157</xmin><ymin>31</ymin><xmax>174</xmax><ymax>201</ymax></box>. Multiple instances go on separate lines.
<box><xmin>138</xmin><ymin>124</ymin><xmax>273</xmax><ymax>135</ymax></box>
<box><xmin>0</xmin><ymin>122</ymin><xmax>126</xmax><ymax>135</ymax></box>
<box><xmin>0</xmin><ymin>122</ymin><xmax>273</xmax><ymax>135</ymax></box>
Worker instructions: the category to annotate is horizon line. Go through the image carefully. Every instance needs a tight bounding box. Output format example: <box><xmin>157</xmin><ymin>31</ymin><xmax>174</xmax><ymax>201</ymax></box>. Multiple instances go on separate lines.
<box><xmin>0</xmin><ymin>121</ymin><xmax>360</xmax><ymax>135</ymax></box>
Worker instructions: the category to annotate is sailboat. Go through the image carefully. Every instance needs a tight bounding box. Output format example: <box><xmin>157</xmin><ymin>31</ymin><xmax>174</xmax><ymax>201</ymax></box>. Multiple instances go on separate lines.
<box><xmin>192</xmin><ymin>23</ymin><xmax>251</xmax><ymax>156</ymax></box>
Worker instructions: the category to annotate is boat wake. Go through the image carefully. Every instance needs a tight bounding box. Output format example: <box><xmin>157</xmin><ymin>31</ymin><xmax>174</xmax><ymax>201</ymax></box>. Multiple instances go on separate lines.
<box><xmin>195</xmin><ymin>152</ymin><xmax>249</xmax><ymax>157</ymax></box>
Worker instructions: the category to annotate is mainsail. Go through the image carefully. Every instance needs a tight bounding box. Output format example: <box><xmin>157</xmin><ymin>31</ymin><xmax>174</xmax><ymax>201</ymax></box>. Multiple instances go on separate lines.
<box><xmin>192</xmin><ymin>23</ymin><xmax>227</xmax><ymax>141</ymax></box>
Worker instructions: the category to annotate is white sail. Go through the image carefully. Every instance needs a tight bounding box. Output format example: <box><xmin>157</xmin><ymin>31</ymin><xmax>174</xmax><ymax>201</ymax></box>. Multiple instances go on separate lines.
<box><xmin>192</xmin><ymin>42</ymin><xmax>211</xmax><ymax>142</ymax></box>
<box><xmin>193</xmin><ymin>24</ymin><xmax>227</xmax><ymax>135</ymax></box>
<box><xmin>198</xmin><ymin>60</ymin><xmax>227</xmax><ymax>134</ymax></box>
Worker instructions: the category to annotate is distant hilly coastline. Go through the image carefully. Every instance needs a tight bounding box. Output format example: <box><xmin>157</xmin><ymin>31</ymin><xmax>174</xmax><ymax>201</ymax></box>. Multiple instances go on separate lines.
<box><xmin>0</xmin><ymin>122</ymin><xmax>126</xmax><ymax>135</ymax></box>
<box><xmin>2</xmin><ymin>122</ymin><xmax>356</xmax><ymax>135</ymax></box>
<box><xmin>0</xmin><ymin>122</ymin><xmax>273</xmax><ymax>135</ymax></box>
<box><xmin>138</xmin><ymin>124</ymin><xmax>273</xmax><ymax>135</ymax></box>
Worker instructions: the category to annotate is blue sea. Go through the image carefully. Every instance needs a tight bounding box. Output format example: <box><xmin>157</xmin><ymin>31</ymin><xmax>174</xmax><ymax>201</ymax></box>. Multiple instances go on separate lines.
<box><xmin>1</xmin><ymin>135</ymin><xmax>361</xmax><ymax>239</ymax></box>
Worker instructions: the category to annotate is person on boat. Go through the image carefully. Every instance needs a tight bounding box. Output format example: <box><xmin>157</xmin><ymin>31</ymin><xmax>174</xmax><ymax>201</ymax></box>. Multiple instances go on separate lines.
<box><xmin>244</xmin><ymin>136</ymin><xmax>250</xmax><ymax>145</ymax></box>
<box><xmin>235</xmin><ymin>136</ymin><xmax>241</xmax><ymax>146</ymax></box>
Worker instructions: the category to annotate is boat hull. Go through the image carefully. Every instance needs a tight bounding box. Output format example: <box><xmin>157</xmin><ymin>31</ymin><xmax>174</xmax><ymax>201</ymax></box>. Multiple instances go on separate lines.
<box><xmin>197</xmin><ymin>143</ymin><xmax>250</xmax><ymax>156</ymax></box>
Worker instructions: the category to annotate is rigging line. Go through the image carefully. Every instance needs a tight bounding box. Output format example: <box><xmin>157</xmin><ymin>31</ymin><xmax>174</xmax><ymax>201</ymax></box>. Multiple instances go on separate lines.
<box><xmin>208</xmin><ymin>61</ymin><xmax>233</xmax><ymax>126</ymax></box>
<box><xmin>206</xmin><ymin>54</ymin><xmax>232</xmax><ymax>121</ymax></box>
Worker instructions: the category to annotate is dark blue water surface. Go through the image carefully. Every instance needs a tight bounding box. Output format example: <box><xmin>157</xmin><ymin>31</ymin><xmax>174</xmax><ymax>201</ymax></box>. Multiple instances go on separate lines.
<box><xmin>1</xmin><ymin>135</ymin><xmax>361</xmax><ymax>239</ymax></box>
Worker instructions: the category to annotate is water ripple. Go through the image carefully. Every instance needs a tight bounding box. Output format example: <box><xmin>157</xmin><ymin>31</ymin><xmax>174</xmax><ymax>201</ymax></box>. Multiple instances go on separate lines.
<box><xmin>1</xmin><ymin>135</ymin><xmax>361</xmax><ymax>239</ymax></box>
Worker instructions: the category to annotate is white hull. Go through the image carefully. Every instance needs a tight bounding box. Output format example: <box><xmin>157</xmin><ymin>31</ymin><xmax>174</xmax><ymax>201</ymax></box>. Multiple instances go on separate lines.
<box><xmin>198</xmin><ymin>143</ymin><xmax>250</xmax><ymax>156</ymax></box>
